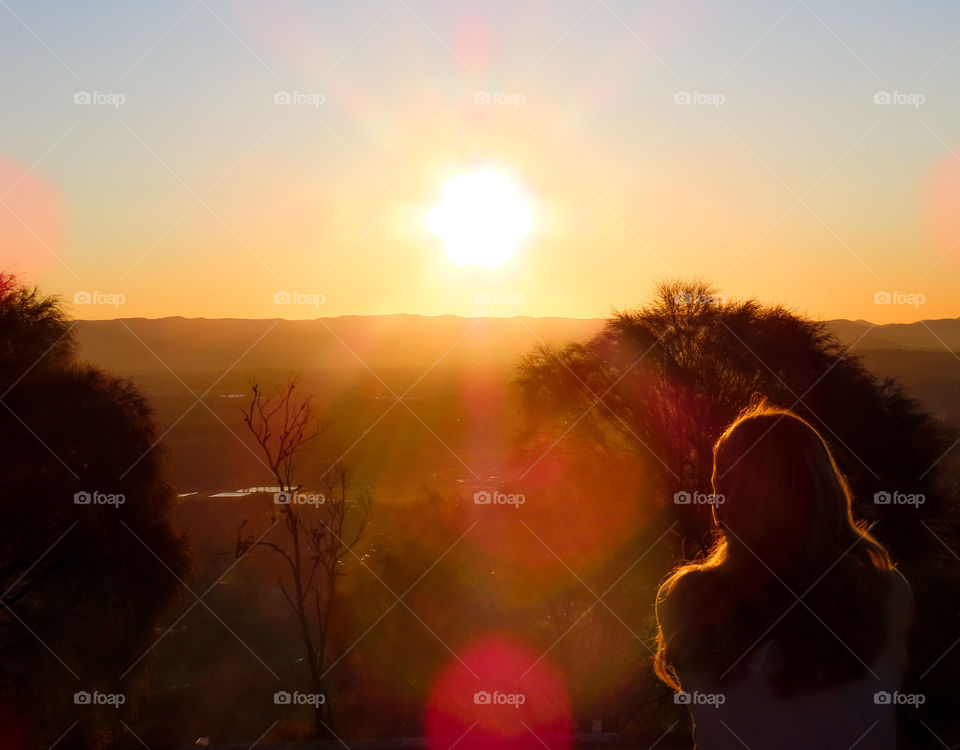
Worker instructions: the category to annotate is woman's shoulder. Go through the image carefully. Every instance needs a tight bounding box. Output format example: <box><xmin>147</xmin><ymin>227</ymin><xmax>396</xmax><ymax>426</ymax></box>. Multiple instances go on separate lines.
<box><xmin>657</xmin><ymin>565</ymin><xmax>712</xmax><ymax>605</ymax></box>
<box><xmin>656</xmin><ymin>566</ymin><xmax>719</xmax><ymax>632</ymax></box>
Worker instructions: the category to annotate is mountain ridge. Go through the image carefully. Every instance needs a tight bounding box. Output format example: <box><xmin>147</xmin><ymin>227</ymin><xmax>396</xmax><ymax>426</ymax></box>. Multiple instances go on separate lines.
<box><xmin>74</xmin><ymin>314</ymin><xmax>960</xmax><ymax>374</ymax></box>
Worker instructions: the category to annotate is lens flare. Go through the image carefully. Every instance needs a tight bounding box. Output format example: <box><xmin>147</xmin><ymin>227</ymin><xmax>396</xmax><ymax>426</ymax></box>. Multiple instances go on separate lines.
<box><xmin>425</xmin><ymin>635</ymin><xmax>573</xmax><ymax>750</ymax></box>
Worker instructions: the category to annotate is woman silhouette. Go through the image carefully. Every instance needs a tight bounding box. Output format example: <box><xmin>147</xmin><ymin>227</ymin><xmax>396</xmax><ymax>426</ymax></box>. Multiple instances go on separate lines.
<box><xmin>654</xmin><ymin>402</ymin><xmax>912</xmax><ymax>750</ymax></box>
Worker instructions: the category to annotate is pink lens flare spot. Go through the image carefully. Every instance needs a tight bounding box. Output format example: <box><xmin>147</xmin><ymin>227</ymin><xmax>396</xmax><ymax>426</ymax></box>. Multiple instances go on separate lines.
<box><xmin>0</xmin><ymin>157</ymin><xmax>64</xmax><ymax>279</ymax></box>
<box><xmin>923</xmin><ymin>149</ymin><xmax>960</xmax><ymax>267</ymax></box>
<box><xmin>426</xmin><ymin>634</ymin><xmax>574</xmax><ymax>750</ymax></box>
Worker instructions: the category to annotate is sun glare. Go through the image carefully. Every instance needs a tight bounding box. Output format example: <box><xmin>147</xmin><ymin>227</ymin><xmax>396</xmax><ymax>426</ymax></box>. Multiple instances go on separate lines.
<box><xmin>425</xmin><ymin>169</ymin><xmax>533</xmax><ymax>268</ymax></box>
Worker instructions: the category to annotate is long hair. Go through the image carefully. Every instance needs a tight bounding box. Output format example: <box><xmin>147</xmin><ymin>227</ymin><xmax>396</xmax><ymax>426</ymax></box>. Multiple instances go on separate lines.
<box><xmin>654</xmin><ymin>401</ymin><xmax>892</xmax><ymax>696</ymax></box>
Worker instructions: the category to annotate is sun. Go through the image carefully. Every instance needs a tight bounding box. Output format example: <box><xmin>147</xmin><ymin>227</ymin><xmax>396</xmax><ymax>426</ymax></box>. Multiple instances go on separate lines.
<box><xmin>425</xmin><ymin>169</ymin><xmax>533</xmax><ymax>268</ymax></box>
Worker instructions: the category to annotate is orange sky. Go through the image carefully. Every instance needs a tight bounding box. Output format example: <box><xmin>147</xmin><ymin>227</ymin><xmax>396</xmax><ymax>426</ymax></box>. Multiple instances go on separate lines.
<box><xmin>2</xmin><ymin>1</ymin><xmax>959</xmax><ymax>323</ymax></box>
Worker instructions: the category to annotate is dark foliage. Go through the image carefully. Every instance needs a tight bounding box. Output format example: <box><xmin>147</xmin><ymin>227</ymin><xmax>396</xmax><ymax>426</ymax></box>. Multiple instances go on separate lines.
<box><xmin>0</xmin><ymin>272</ymin><xmax>190</xmax><ymax>749</ymax></box>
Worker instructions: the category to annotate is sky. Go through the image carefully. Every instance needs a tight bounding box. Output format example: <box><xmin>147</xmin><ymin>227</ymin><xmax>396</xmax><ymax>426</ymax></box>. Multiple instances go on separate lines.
<box><xmin>1</xmin><ymin>0</ymin><xmax>959</xmax><ymax>323</ymax></box>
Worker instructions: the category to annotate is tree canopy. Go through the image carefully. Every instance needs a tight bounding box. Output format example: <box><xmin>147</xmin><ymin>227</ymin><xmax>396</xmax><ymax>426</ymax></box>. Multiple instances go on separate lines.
<box><xmin>0</xmin><ymin>272</ymin><xmax>189</xmax><ymax>749</ymax></box>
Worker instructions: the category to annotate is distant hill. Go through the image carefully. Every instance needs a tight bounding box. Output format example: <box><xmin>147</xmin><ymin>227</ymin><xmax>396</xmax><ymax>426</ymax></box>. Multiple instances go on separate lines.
<box><xmin>73</xmin><ymin>315</ymin><xmax>606</xmax><ymax>374</ymax></box>
<box><xmin>830</xmin><ymin>317</ymin><xmax>960</xmax><ymax>352</ymax></box>
<box><xmin>73</xmin><ymin>314</ymin><xmax>960</xmax><ymax>375</ymax></box>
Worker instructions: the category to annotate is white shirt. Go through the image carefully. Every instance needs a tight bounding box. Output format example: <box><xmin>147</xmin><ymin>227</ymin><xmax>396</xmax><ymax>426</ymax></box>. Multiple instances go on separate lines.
<box><xmin>679</xmin><ymin>568</ymin><xmax>912</xmax><ymax>750</ymax></box>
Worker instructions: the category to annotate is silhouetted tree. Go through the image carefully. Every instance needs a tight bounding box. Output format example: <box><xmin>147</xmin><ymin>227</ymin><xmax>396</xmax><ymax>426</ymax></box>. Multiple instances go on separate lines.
<box><xmin>234</xmin><ymin>377</ymin><xmax>371</xmax><ymax>739</ymax></box>
<box><xmin>0</xmin><ymin>272</ymin><xmax>190</xmax><ymax>749</ymax></box>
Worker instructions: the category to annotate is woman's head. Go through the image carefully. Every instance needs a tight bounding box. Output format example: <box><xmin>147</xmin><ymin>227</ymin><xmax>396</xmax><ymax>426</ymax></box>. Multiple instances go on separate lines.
<box><xmin>710</xmin><ymin>403</ymin><xmax>862</xmax><ymax>576</ymax></box>
<box><xmin>655</xmin><ymin>401</ymin><xmax>892</xmax><ymax>694</ymax></box>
